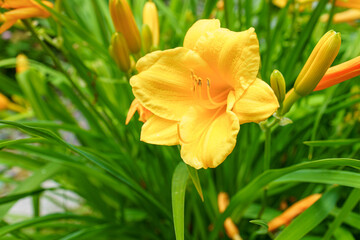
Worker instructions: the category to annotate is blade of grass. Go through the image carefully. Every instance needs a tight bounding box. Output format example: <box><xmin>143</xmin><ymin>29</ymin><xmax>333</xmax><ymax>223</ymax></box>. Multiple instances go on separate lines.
<box><xmin>172</xmin><ymin>162</ymin><xmax>189</xmax><ymax>240</ymax></box>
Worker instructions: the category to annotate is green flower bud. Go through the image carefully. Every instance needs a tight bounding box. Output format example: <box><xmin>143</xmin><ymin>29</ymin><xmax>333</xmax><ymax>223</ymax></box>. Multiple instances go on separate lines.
<box><xmin>270</xmin><ymin>69</ymin><xmax>286</xmax><ymax>103</ymax></box>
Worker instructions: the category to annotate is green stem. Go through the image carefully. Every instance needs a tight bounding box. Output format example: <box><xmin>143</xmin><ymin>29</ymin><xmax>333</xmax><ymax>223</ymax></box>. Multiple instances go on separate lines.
<box><xmin>264</xmin><ymin>126</ymin><xmax>271</xmax><ymax>171</ymax></box>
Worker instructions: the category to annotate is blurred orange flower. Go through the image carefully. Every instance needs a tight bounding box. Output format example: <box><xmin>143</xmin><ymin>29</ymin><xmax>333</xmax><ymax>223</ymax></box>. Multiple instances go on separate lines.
<box><xmin>0</xmin><ymin>0</ymin><xmax>53</xmax><ymax>34</ymax></box>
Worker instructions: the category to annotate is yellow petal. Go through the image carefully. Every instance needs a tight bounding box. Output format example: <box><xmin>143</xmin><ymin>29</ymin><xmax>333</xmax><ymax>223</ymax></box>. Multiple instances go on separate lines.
<box><xmin>130</xmin><ymin>47</ymin><xmax>216</xmax><ymax>121</ymax></box>
<box><xmin>179</xmin><ymin>107</ymin><xmax>240</xmax><ymax>169</ymax></box>
<box><xmin>141</xmin><ymin>115</ymin><xmax>179</xmax><ymax>145</ymax></box>
<box><xmin>183</xmin><ymin>19</ymin><xmax>220</xmax><ymax>50</ymax></box>
<box><xmin>193</xmin><ymin>27</ymin><xmax>260</xmax><ymax>94</ymax></box>
<box><xmin>232</xmin><ymin>78</ymin><xmax>279</xmax><ymax>124</ymax></box>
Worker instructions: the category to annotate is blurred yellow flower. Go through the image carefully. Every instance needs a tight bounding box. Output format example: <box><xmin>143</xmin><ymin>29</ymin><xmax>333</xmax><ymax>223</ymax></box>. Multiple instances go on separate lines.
<box><xmin>0</xmin><ymin>0</ymin><xmax>53</xmax><ymax>34</ymax></box>
<box><xmin>130</xmin><ymin>19</ymin><xmax>279</xmax><ymax>169</ymax></box>
<box><xmin>143</xmin><ymin>0</ymin><xmax>159</xmax><ymax>47</ymax></box>
<box><xmin>109</xmin><ymin>0</ymin><xmax>141</xmax><ymax>53</ymax></box>
<box><xmin>314</xmin><ymin>56</ymin><xmax>360</xmax><ymax>91</ymax></box>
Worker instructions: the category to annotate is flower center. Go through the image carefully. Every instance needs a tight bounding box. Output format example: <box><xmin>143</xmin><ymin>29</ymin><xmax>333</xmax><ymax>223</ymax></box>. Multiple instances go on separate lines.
<box><xmin>191</xmin><ymin>71</ymin><xmax>227</xmax><ymax>109</ymax></box>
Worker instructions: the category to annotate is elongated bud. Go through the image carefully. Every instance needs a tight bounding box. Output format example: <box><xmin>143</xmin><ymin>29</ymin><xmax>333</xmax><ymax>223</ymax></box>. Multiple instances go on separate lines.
<box><xmin>143</xmin><ymin>1</ymin><xmax>159</xmax><ymax>47</ymax></box>
<box><xmin>314</xmin><ymin>56</ymin><xmax>360</xmax><ymax>91</ymax></box>
<box><xmin>294</xmin><ymin>31</ymin><xmax>341</xmax><ymax>97</ymax></box>
<box><xmin>16</xmin><ymin>54</ymin><xmax>29</xmax><ymax>73</ymax></box>
<box><xmin>268</xmin><ymin>194</ymin><xmax>322</xmax><ymax>232</ymax></box>
<box><xmin>0</xmin><ymin>93</ymin><xmax>10</xmax><ymax>110</ymax></box>
<box><xmin>109</xmin><ymin>0</ymin><xmax>141</xmax><ymax>53</ymax></box>
<box><xmin>110</xmin><ymin>32</ymin><xmax>131</xmax><ymax>72</ymax></box>
<box><xmin>270</xmin><ymin>70</ymin><xmax>286</xmax><ymax>103</ymax></box>
<box><xmin>142</xmin><ymin>24</ymin><xmax>153</xmax><ymax>53</ymax></box>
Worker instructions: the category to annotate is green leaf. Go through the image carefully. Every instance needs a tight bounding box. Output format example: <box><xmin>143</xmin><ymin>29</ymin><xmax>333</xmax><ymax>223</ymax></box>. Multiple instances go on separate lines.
<box><xmin>323</xmin><ymin>188</ymin><xmax>360</xmax><ymax>240</ymax></box>
<box><xmin>0</xmin><ymin>213</ymin><xmax>102</xmax><ymax>237</ymax></box>
<box><xmin>186</xmin><ymin>165</ymin><xmax>204</xmax><ymax>201</ymax></box>
<box><xmin>275</xmin><ymin>187</ymin><xmax>340</xmax><ymax>240</ymax></box>
<box><xmin>270</xmin><ymin>169</ymin><xmax>360</xmax><ymax>189</ymax></box>
<box><xmin>209</xmin><ymin>158</ymin><xmax>360</xmax><ymax>240</ymax></box>
<box><xmin>0</xmin><ymin>162</ymin><xmax>62</xmax><ymax>219</ymax></box>
<box><xmin>304</xmin><ymin>139</ymin><xmax>360</xmax><ymax>147</ymax></box>
<box><xmin>172</xmin><ymin>162</ymin><xmax>189</xmax><ymax>240</ymax></box>
<box><xmin>0</xmin><ymin>120</ymin><xmax>171</xmax><ymax>219</ymax></box>
<box><xmin>249</xmin><ymin>219</ymin><xmax>269</xmax><ymax>229</ymax></box>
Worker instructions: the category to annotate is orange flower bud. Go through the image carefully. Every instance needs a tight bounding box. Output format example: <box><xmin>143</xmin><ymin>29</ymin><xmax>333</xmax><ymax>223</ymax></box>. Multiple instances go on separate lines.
<box><xmin>143</xmin><ymin>1</ymin><xmax>159</xmax><ymax>47</ymax></box>
<box><xmin>218</xmin><ymin>192</ymin><xmax>242</xmax><ymax>240</ymax></box>
<box><xmin>268</xmin><ymin>194</ymin><xmax>322</xmax><ymax>232</ymax></box>
<box><xmin>109</xmin><ymin>0</ymin><xmax>141</xmax><ymax>53</ymax></box>
<box><xmin>314</xmin><ymin>56</ymin><xmax>360</xmax><ymax>91</ymax></box>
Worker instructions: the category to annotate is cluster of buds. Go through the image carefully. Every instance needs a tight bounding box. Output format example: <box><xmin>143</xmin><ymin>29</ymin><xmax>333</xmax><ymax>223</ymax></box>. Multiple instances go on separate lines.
<box><xmin>0</xmin><ymin>0</ymin><xmax>53</xmax><ymax>34</ymax></box>
<box><xmin>109</xmin><ymin>0</ymin><xmax>159</xmax><ymax>73</ymax></box>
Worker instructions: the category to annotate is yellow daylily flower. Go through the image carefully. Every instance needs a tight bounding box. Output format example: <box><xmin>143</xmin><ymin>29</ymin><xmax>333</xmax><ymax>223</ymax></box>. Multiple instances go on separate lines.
<box><xmin>0</xmin><ymin>0</ymin><xmax>53</xmax><ymax>34</ymax></box>
<box><xmin>130</xmin><ymin>19</ymin><xmax>279</xmax><ymax>169</ymax></box>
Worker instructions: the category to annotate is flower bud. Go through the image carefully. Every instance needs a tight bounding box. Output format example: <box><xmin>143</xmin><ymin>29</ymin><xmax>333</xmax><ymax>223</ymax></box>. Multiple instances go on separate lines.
<box><xmin>16</xmin><ymin>54</ymin><xmax>29</xmax><ymax>74</ymax></box>
<box><xmin>143</xmin><ymin>1</ymin><xmax>159</xmax><ymax>47</ymax></box>
<box><xmin>270</xmin><ymin>70</ymin><xmax>286</xmax><ymax>103</ymax></box>
<box><xmin>294</xmin><ymin>31</ymin><xmax>341</xmax><ymax>97</ymax></box>
<box><xmin>110</xmin><ymin>32</ymin><xmax>131</xmax><ymax>72</ymax></box>
<box><xmin>314</xmin><ymin>56</ymin><xmax>360</xmax><ymax>91</ymax></box>
<box><xmin>141</xmin><ymin>24</ymin><xmax>153</xmax><ymax>53</ymax></box>
<box><xmin>109</xmin><ymin>0</ymin><xmax>141</xmax><ymax>53</ymax></box>
<box><xmin>0</xmin><ymin>93</ymin><xmax>10</xmax><ymax>110</ymax></box>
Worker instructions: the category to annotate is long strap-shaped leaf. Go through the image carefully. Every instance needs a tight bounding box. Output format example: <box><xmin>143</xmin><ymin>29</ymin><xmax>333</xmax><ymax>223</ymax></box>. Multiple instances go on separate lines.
<box><xmin>0</xmin><ymin>120</ymin><xmax>171</xmax><ymax>219</ymax></box>
<box><xmin>209</xmin><ymin>158</ymin><xmax>360</xmax><ymax>240</ymax></box>
<box><xmin>172</xmin><ymin>162</ymin><xmax>189</xmax><ymax>240</ymax></box>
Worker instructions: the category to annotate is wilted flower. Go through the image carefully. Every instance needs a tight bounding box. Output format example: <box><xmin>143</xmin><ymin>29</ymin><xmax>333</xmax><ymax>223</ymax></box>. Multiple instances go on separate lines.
<box><xmin>130</xmin><ymin>19</ymin><xmax>278</xmax><ymax>169</ymax></box>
